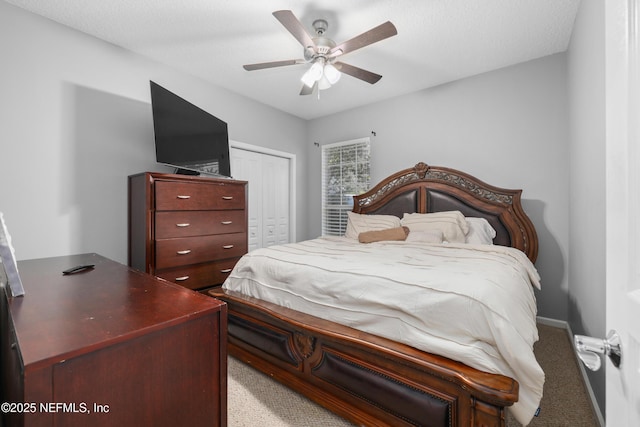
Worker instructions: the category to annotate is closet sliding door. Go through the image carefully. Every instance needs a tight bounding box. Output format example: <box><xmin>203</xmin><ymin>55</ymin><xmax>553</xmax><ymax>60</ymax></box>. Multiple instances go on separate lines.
<box><xmin>230</xmin><ymin>144</ymin><xmax>293</xmax><ymax>251</ymax></box>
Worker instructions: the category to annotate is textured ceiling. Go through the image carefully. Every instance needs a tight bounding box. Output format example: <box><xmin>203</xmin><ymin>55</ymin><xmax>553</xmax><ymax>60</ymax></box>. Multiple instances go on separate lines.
<box><xmin>7</xmin><ymin>0</ymin><xmax>580</xmax><ymax>120</ymax></box>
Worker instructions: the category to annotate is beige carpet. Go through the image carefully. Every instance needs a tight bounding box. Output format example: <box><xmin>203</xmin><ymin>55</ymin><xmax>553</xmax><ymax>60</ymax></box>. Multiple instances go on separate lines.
<box><xmin>520</xmin><ymin>324</ymin><xmax>600</xmax><ymax>427</ymax></box>
<box><xmin>228</xmin><ymin>323</ymin><xmax>600</xmax><ymax>426</ymax></box>
<box><xmin>228</xmin><ymin>357</ymin><xmax>353</xmax><ymax>427</ymax></box>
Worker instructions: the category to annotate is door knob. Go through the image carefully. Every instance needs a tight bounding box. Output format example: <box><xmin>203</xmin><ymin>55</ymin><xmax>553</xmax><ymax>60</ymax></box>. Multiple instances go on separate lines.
<box><xmin>574</xmin><ymin>330</ymin><xmax>621</xmax><ymax>371</ymax></box>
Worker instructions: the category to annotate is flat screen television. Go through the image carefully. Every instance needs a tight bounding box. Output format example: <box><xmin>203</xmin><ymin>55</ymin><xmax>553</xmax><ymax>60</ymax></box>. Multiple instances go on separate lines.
<box><xmin>150</xmin><ymin>81</ymin><xmax>231</xmax><ymax>177</ymax></box>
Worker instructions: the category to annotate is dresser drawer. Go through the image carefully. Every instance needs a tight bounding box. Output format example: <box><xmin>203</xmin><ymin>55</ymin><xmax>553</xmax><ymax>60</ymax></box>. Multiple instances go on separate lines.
<box><xmin>155</xmin><ymin>233</ymin><xmax>247</xmax><ymax>269</ymax></box>
<box><xmin>155</xmin><ymin>181</ymin><xmax>245</xmax><ymax>211</ymax></box>
<box><xmin>155</xmin><ymin>210</ymin><xmax>246</xmax><ymax>238</ymax></box>
<box><xmin>156</xmin><ymin>257</ymin><xmax>241</xmax><ymax>290</ymax></box>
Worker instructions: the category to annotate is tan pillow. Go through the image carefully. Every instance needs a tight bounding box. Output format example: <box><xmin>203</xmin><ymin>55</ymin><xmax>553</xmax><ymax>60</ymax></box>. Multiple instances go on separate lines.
<box><xmin>345</xmin><ymin>211</ymin><xmax>402</xmax><ymax>240</ymax></box>
<box><xmin>405</xmin><ymin>230</ymin><xmax>444</xmax><ymax>244</ymax></box>
<box><xmin>358</xmin><ymin>226</ymin><xmax>410</xmax><ymax>243</ymax></box>
<box><xmin>401</xmin><ymin>211</ymin><xmax>470</xmax><ymax>243</ymax></box>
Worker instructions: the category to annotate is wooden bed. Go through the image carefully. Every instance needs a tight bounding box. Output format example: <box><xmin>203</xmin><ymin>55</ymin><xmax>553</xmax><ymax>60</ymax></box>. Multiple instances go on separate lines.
<box><xmin>209</xmin><ymin>162</ymin><xmax>539</xmax><ymax>427</ymax></box>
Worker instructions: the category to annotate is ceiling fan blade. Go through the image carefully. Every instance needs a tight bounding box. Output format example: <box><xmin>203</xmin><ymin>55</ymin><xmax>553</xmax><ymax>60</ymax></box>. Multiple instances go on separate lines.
<box><xmin>300</xmin><ymin>81</ymin><xmax>317</xmax><ymax>96</ymax></box>
<box><xmin>335</xmin><ymin>62</ymin><xmax>382</xmax><ymax>84</ymax></box>
<box><xmin>243</xmin><ymin>59</ymin><xmax>304</xmax><ymax>71</ymax></box>
<box><xmin>329</xmin><ymin>21</ymin><xmax>397</xmax><ymax>57</ymax></box>
<box><xmin>273</xmin><ymin>10</ymin><xmax>316</xmax><ymax>49</ymax></box>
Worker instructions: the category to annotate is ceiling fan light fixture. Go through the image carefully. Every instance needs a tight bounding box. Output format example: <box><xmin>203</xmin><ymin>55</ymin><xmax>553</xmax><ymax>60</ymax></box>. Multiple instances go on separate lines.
<box><xmin>300</xmin><ymin>72</ymin><xmax>316</xmax><ymax>88</ymax></box>
<box><xmin>324</xmin><ymin>63</ymin><xmax>341</xmax><ymax>84</ymax></box>
<box><xmin>301</xmin><ymin>59</ymin><xmax>324</xmax><ymax>87</ymax></box>
<box><xmin>318</xmin><ymin>75</ymin><xmax>332</xmax><ymax>90</ymax></box>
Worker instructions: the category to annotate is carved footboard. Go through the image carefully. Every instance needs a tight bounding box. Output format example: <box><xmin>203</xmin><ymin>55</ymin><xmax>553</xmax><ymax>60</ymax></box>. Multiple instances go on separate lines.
<box><xmin>210</xmin><ymin>289</ymin><xmax>518</xmax><ymax>427</ymax></box>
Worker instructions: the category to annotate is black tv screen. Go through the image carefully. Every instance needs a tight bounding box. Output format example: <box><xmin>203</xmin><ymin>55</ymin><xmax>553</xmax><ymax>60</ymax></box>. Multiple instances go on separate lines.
<box><xmin>150</xmin><ymin>81</ymin><xmax>231</xmax><ymax>177</ymax></box>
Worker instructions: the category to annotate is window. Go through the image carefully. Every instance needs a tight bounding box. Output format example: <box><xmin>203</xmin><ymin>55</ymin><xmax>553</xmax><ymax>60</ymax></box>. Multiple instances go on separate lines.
<box><xmin>322</xmin><ymin>138</ymin><xmax>371</xmax><ymax>236</ymax></box>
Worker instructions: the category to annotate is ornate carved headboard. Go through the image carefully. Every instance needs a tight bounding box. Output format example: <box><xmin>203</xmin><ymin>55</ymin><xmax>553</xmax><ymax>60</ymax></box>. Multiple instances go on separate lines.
<box><xmin>352</xmin><ymin>162</ymin><xmax>538</xmax><ymax>262</ymax></box>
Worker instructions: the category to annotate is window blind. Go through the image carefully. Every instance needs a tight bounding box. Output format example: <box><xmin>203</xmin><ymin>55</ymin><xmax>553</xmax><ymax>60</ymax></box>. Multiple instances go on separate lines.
<box><xmin>321</xmin><ymin>138</ymin><xmax>371</xmax><ymax>236</ymax></box>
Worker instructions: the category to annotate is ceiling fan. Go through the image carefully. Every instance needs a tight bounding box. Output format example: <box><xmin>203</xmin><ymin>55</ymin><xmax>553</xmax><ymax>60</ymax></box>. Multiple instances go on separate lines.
<box><xmin>243</xmin><ymin>10</ymin><xmax>397</xmax><ymax>95</ymax></box>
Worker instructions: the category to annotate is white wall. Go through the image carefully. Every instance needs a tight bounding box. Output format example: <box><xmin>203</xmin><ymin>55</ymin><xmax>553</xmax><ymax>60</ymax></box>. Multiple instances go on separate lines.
<box><xmin>0</xmin><ymin>2</ymin><xmax>308</xmax><ymax>265</ymax></box>
<box><xmin>307</xmin><ymin>53</ymin><xmax>570</xmax><ymax>321</ymax></box>
<box><xmin>567</xmin><ymin>0</ymin><xmax>606</xmax><ymax>415</ymax></box>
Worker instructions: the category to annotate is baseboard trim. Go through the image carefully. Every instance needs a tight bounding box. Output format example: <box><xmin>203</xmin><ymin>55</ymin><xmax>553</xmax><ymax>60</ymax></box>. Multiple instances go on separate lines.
<box><xmin>536</xmin><ymin>316</ymin><xmax>567</xmax><ymax>329</ymax></box>
<box><xmin>536</xmin><ymin>316</ymin><xmax>605</xmax><ymax>427</ymax></box>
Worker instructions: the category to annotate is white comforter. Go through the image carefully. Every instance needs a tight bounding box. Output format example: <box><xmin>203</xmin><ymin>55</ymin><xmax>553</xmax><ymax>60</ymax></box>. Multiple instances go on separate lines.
<box><xmin>223</xmin><ymin>237</ymin><xmax>544</xmax><ymax>425</ymax></box>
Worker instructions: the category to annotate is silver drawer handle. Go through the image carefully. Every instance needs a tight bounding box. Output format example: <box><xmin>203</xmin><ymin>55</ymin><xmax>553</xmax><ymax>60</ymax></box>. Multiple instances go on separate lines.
<box><xmin>176</xmin><ymin>223</ymin><xmax>190</xmax><ymax>227</ymax></box>
<box><xmin>221</xmin><ymin>221</ymin><xmax>233</xmax><ymax>225</ymax></box>
<box><xmin>220</xmin><ymin>269</ymin><xmax>232</xmax><ymax>273</ymax></box>
<box><xmin>176</xmin><ymin>250</ymin><xmax>192</xmax><ymax>255</ymax></box>
<box><xmin>222</xmin><ymin>196</ymin><xmax>234</xmax><ymax>200</ymax></box>
<box><xmin>177</xmin><ymin>195</ymin><xmax>191</xmax><ymax>199</ymax></box>
<box><xmin>175</xmin><ymin>276</ymin><xmax>190</xmax><ymax>281</ymax></box>
<box><xmin>222</xmin><ymin>245</ymin><xmax>234</xmax><ymax>249</ymax></box>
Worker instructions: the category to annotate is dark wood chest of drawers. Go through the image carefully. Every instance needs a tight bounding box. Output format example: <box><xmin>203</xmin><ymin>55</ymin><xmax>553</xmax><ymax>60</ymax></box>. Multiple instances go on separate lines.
<box><xmin>0</xmin><ymin>253</ymin><xmax>227</xmax><ymax>427</ymax></box>
<box><xmin>128</xmin><ymin>172</ymin><xmax>248</xmax><ymax>291</ymax></box>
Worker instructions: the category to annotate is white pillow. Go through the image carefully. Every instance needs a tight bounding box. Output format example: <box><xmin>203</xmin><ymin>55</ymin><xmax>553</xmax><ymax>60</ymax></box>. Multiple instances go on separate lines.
<box><xmin>465</xmin><ymin>217</ymin><xmax>497</xmax><ymax>245</ymax></box>
<box><xmin>401</xmin><ymin>211</ymin><xmax>469</xmax><ymax>243</ymax></box>
<box><xmin>344</xmin><ymin>212</ymin><xmax>402</xmax><ymax>240</ymax></box>
<box><xmin>405</xmin><ymin>230</ymin><xmax>444</xmax><ymax>244</ymax></box>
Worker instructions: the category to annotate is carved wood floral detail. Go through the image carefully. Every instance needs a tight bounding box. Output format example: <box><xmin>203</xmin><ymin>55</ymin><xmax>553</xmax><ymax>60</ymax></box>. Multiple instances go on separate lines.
<box><xmin>294</xmin><ymin>333</ymin><xmax>316</xmax><ymax>359</ymax></box>
<box><xmin>357</xmin><ymin>162</ymin><xmax>513</xmax><ymax>207</ymax></box>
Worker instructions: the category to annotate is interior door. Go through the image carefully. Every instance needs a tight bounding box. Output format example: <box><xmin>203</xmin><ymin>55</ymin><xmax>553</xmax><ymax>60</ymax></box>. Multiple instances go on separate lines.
<box><xmin>230</xmin><ymin>144</ymin><xmax>293</xmax><ymax>251</ymax></box>
<box><xmin>262</xmin><ymin>155</ymin><xmax>290</xmax><ymax>246</ymax></box>
<box><xmin>604</xmin><ymin>1</ymin><xmax>640</xmax><ymax>425</ymax></box>
<box><xmin>230</xmin><ymin>148</ymin><xmax>262</xmax><ymax>251</ymax></box>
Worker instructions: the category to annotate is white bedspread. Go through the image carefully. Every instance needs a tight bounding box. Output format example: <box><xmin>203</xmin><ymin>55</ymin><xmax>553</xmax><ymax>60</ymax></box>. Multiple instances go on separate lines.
<box><xmin>223</xmin><ymin>236</ymin><xmax>544</xmax><ymax>425</ymax></box>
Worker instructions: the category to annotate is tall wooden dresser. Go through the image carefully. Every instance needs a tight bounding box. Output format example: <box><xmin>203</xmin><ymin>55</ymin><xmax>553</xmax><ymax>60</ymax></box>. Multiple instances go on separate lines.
<box><xmin>128</xmin><ymin>172</ymin><xmax>248</xmax><ymax>291</ymax></box>
<box><xmin>0</xmin><ymin>253</ymin><xmax>227</xmax><ymax>427</ymax></box>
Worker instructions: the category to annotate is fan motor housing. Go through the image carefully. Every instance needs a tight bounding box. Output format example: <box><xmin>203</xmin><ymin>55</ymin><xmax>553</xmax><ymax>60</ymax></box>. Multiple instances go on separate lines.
<box><xmin>303</xmin><ymin>19</ymin><xmax>336</xmax><ymax>61</ymax></box>
<box><xmin>312</xmin><ymin>19</ymin><xmax>328</xmax><ymax>35</ymax></box>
